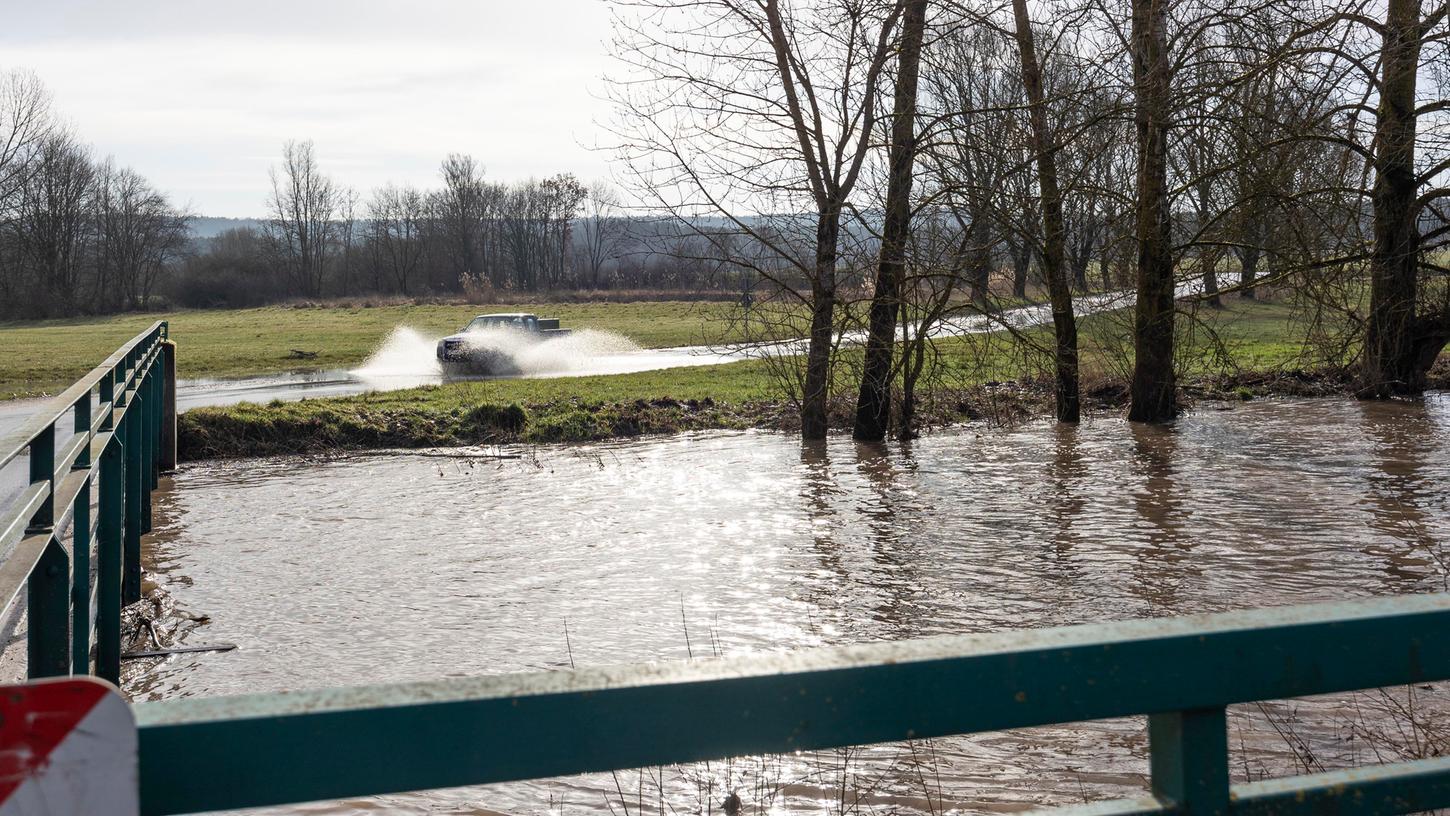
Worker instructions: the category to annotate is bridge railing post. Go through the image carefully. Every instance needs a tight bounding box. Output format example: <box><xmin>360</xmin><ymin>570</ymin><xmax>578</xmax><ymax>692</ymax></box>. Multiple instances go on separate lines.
<box><xmin>97</xmin><ymin>435</ymin><xmax>124</xmax><ymax>685</ymax></box>
<box><xmin>72</xmin><ymin>391</ymin><xmax>93</xmax><ymax>673</ymax></box>
<box><xmin>141</xmin><ymin>365</ymin><xmax>154</xmax><ymax>535</ymax></box>
<box><xmin>26</xmin><ymin>424</ymin><xmax>54</xmax><ymax>534</ymax></box>
<box><xmin>27</xmin><ymin>536</ymin><xmax>71</xmax><ymax>678</ymax></box>
<box><xmin>123</xmin><ymin>388</ymin><xmax>143</xmax><ymax>606</ymax></box>
<box><xmin>1149</xmin><ymin>706</ymin><xmax>1230</xmax><ymax>816</ymax></box>
<box><xmin>159</xmin><ymin>338</ymin><xmax>177</xmax><ymax>472</ymax></box>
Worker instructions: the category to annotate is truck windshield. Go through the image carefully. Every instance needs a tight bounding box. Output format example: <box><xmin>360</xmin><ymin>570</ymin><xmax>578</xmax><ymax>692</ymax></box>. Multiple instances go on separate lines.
<box><xmin>465</xmin><ymin>316</ymin><xmax>527</xmax><ymax>331</ymax></box>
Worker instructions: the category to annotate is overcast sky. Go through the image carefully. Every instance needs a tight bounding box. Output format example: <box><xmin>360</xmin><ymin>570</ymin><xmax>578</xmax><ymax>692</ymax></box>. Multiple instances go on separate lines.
<box><xmin>3</xmin><ymin>1</ymin><xmax>619</xmax><ymax>217</ymax></box>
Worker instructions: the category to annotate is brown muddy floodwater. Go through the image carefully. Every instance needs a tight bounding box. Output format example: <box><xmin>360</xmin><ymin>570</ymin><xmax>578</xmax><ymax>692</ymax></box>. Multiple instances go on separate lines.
<box><xmin>132</xmin><ymin>395</ymin><xmax>1450</xmax><ymax>816</ymax></box>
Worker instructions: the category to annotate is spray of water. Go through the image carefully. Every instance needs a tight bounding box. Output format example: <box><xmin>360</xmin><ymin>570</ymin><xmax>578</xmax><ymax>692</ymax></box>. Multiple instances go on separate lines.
<box><xmin>350</xmin><ymin>325</ymin><xmax>642</xmax><ymax>387</ymax></box>
<box><xmin>353</xmin><ymin>327</ymin><xmax>442</xmax><ymax>382</ymax></box>
<box><xmin>510</xmin><ymin>329</ymin><xmax>641</xmax><ymax>372</ymax></box>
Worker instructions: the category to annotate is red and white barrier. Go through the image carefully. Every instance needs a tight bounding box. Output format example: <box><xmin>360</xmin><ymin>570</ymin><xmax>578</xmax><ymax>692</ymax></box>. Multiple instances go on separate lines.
<box><xmin>0</xmin><ymin>677</ymin><xmax>137</xmax><ymax>815</ymax></box>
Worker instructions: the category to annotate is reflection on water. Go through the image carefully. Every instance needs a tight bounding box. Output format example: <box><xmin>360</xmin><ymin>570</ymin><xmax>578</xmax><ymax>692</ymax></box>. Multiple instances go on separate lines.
<box><xmin>132</xmin><ymin>395</ymin><xmax>1450</xmax><ymax>815</ymax></box>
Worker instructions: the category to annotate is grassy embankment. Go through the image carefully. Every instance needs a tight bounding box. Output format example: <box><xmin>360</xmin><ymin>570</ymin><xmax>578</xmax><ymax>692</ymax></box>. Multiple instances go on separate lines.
<box><xmin>173</xmin><ymin>297</ymin><xmax>1397</xmax><ymax>459</ymax></box>
<box><xmin>0</xmin><ymin>301</ymin><xmax>752</xmax><ymax>400</ymax></box>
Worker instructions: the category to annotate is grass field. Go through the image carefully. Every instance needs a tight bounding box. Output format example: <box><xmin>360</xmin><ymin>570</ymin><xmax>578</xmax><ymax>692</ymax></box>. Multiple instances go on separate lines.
<box><xmin>0</xmin><ymin>301</ymin><xmax>754</xmax><ymax>400</ymax></box>
<box><xmin>174</xmin><ymin>296</ymin><xmax>1371</xmax><ymax>459</ymax></box>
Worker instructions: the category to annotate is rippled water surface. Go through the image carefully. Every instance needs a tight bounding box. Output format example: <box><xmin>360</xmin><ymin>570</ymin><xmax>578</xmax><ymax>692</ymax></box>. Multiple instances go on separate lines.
<box><xmin>133</xmin><ymin>395</ymin><xmax>1450</xmax><ymax>815</ymax></box>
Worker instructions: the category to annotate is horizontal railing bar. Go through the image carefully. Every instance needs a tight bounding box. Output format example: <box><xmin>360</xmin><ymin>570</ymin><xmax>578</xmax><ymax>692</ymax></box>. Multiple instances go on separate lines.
<box><xmin>0</xmin><ymin>484</ymin><xmax>47</xmax><ymax>558</ymax></box>
<box><xmin>50</xmin><ymin>467</ymin><xmax>92</xmax><ymax>539</ymax></box>
<box><xmin>1232</xmin><ymin>755</ymin><xmax>1450</xmax><ymax>816</ymax></box>
<box><xmin>135</xmin><ymin>593</ymin><xmax>1450</xmax><ymax>816</ymax></box>
<box><xmin>90</xmin><ymin>431</ymin><xmax>115</xmax><ymax>466</ymax></box>
<box><xmin>1035</xmin><ymin>756</ymin><xmax>1450</xmax><ymax>816</ymax></box>
<box><xmin>1031</xmin><ymin>797</ymin><xmax>1166</xmax><ymax>816</ymax></box>
<box><xmin>0</xmin><ymin>530</ymin><xmax>56</xmax><ymax>619</ymax></box>
<box><xmin>90</xmin><ymin>401</ymin><xmax>113</xmax><ymax>434</ymax></box>
<box><xmin>54</xmin><ymin>431</ymin><xmax>90</xmax><ymax>480</ymax></box>
<box><xmin>0</xmin><ymin>436</ymin><xmax>106</xmax><ymax>620</ymax></box>
<box><xmin>0</xmin><ymin>321</ymin><xmax>164</xmax><ymax>470</ymax></box>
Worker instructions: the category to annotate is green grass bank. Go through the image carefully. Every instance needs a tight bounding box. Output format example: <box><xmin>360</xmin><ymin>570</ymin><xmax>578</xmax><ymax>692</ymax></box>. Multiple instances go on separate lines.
<box><xmin>0</xmin><ymin>300</ymin><xmax>753</xmax><ymax>400</ymax></box>
<box><xmin>175</xmin><ymin>297</ymin><xmax>1414</xmax><ymax>460</ymax></box>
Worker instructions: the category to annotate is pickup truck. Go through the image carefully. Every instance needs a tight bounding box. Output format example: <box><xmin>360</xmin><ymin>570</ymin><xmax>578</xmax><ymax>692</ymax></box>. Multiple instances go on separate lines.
<box><xmin>435</xmin><ymin>313</ymin><xmax>571</xmax><ymax>376</ymax></box>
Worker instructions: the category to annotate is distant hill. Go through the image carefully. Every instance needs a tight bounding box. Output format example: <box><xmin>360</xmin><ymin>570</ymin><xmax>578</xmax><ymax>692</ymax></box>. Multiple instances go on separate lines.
<box><xmin>188</xmin><ymin>216</ymin><xmax>266</xmax><ymax>240</ymax></box>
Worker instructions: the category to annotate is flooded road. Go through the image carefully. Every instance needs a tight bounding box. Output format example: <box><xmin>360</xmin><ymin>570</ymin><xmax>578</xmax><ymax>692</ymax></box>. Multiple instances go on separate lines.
<box><xmin>132</xmin><ymin>394</ymin><xmax>1449</xmax><ymax>815</ymax></box>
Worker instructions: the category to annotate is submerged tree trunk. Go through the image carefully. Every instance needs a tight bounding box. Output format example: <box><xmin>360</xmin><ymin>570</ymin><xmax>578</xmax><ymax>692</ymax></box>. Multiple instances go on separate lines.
<box><xmin>1361</xmin><ymin>0</ymin><xmax>1442</xmax><ymax>396</ymax></box>
<box><xmin>1127</xmin><ymin>0</ymin><xmax>1177</xmax><ymax>423</ymax></box>
<box><xmin>1012</xmin><ymin>0</ymin><xmax>1079</xmax><ymax>422</ymax></box>
<box><xmin>855</xmin><ymin>0</ymin><xmax>928</xmax><ymax>442</ymax></box>
<box><xmin>802</xmin><ymin>211</ymin><xmax>839</xmax><ymax>440</ymax></box>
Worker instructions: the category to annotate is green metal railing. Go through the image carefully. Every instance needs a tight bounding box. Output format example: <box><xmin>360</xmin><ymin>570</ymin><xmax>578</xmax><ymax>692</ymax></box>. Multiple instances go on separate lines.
<box><xmin>0</xmin><ymin>321</ymin><xmax>171</xmax><ymax>684</ymax></box>
<box><xmin>4</xmin><ymin>327</ymin><xmax>1449</xmax><ymax>816</ymax></box>
<box><xmin>135</xmin><ymin>593</ymin><xmax>1450</xmax><ymax>816</ymax></box>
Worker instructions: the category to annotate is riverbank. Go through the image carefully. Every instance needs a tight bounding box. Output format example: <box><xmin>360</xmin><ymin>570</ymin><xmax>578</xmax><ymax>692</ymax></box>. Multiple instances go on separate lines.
<box><xmin>171</xmin><ymin>298</ymin><xmax>1368</xmax><ymax>459</ymax></box>
<box><xmin>180</xmin><ymin>358</ymin><xmax>1445</xmax><ymax>460</ymax></box>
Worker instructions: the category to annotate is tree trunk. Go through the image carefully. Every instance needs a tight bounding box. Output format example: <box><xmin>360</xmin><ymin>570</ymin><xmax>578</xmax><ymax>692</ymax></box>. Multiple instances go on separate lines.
<box><xmin>899</xmin><ymin>301</ymin><xmax>924</xmax><ymax>440</ymax></box>
<box><xmin>1238</xmin><ymin>212</ymin><xmax>1263</xmax><ymax>299</ymax></box>
<box><xmin>1011</xmin><ymin>238</ymin><xmax>1030</xmax><ymax>299</ymax></box>
<box><xmin>1198</xmin><ymin>181</ymin><xmax>1221</xmax><ymax>309</ymax></box>
<box><xmin>1202</xmin><ymin>251</ymin><xmax>1221</xmax><ymax>308</ymax></box>
<box><xmin>802</xmin><ymin>211</ymin><xmax>840</xmax><ymax>440</ymax></box>
<box><xmin>1127</xmin><ymin>0</ymin><xmax>1177</xmax><ymax>423</ymax></box>
<box><xmin>1012</xmin><ymin>0</ymin><xmax>1079</xmax><ymax>423</ymax></box>
<box><xmin>1362</xmin><ymin>0</ymin><xmax>1428</xmax><ymax>396</ymax></box>
<box><xmin>854</xmin><ymin>0</ymin><xmax>928</xmax><ymax>442</ymax></box>
<box><xmin>969</xmin><ymin>210</ymin><xmax>992</xmax><ymax>305</ymax></box>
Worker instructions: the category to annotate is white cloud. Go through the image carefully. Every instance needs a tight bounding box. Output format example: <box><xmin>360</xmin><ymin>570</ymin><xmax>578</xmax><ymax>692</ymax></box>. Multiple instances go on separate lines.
<box><xmin>1</xmin><ymin>2</ymin><xmax>619</xmax><ymax>215</ymax></box>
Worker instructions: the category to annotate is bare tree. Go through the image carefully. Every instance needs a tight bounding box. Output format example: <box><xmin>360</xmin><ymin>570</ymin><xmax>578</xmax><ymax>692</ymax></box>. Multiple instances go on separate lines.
<box><xmin>367</xmin><ymin>184</ymin><xmax>427</xmax><ymax>295</ymax></box>
<box><xmin>1126</xmin><ymin>0</ymin><xmax>1178</xmax><ymax>422</ymax></box>
<box><xmin>9</xmin><ymin>132</ymin><xmax>94</xmax><ymax>316</ymax></box>
<box><xmin>435</xmin><ymin>153</ymin><xmax>487</xmax><ymax>289</ymax></box>
<box><xmin>1351</xmin><ymin>0</ymin><xmax>1450</xmax><ymax>395</ymax></box>
<box><xmin>266</xmin><ymin>140</ymin><xmax>339</xmax><ymax>298</ymax></box>
<box><xmin>610</xmin><ymin>0</ymin><xmax>905</xmax><ymax>440</ymax></box>
<box><xmin>1012</xmin><ymin>0</ymin><xmax>1080</xmax><ymax>422</ymax></box>
<box><xmin>581</xmin><ymin>180</ymin><xmax>625</xmax><ymax>288</ymax></box>
<box><xmin>855</xmin><ymin>0</ymin><xmax>929</xmax><ymax>442</ymax></box>
<box><xmin>92</xmin><ymin>161</ymin><xmax>189</xmax><ymax>310</ymax></box>
<box><xmin>0</xmin><ymin>70</ymin><xmax>53</xmax><ymax>210</ymax></box>
<box><xmin>336</xmin><ymin>186</ymin><xmax>360</xmax><ymax>296</ymax></box>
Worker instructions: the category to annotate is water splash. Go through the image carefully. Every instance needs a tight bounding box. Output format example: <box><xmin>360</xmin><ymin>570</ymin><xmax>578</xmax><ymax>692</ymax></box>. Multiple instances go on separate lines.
<box><xmin>351</xmin><ymin>325</ymin><xmax>644</xmax><ymax>386</ymax></box>
<box><xmin>351</xmin><ymin>326</ymin><xmax>443</xmax><ymax>389</ymax></box>
<box><xmin>512</xmin><ymin>329</ymin><xmax>642</xmax><ymax>373</ymax></box>
<box><xmin>449</xmin><ymin>328</ymin><xmax>642</xmax><ymax>375</ymax></box>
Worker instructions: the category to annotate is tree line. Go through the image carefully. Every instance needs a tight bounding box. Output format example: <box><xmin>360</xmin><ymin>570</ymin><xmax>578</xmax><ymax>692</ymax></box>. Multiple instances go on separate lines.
<box><xmin>0</xmin><ymin>70</ymin><xmax>758</xmax><ymax>318</ymax></box>
<box><xmin>607</xmin><ymin>0</ymin><xmax>1450</xmax><ymax>436</ymax></box>
<box><xmin>0</xmin><ymin>70</ymin><xmax>190</xmax><ymax>318</ymax></box>
<box><xmin>177</xmin><ymin>143</ymin><xmax>757</xmax><ymax>308</ymax></box>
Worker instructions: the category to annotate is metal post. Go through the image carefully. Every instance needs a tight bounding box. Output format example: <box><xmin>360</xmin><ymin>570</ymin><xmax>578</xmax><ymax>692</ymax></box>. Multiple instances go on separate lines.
<box><xmin>27</xmin><ymin>424</ymin><xmax>55</xmax><ymax>533</ymax></box>
<box><xmin>149</xmin><ymin>358</ymin><xmax>163</xmax><ymax>487</ymax></box>
<box><xmin>160</xmin><ymin>339</ymin><xmax>178</xmax><ymax>471</ymax></box>
<box><xmin>100</xmin><ymin>368</ymin><xmax>115</xmax><ymax>432</ymax></box>
<box><xmin>72</xmin><ymin>392</ymin><xmax>92</xmax><ymax>673</ymax></box>
<box><xmin>123</xmin><ymin>402</ymin><xmax>143</xmax><ymax>605</ymax></box>
<box><xmin>97</xmin><ymin>438</ymin><xmax>124</xmax><ymax>684</ymax></box>
<box><xmin>27</xmin><ymin>537</ymin><xmax>71</xmax><ymax>678</ymax></box>
<box><xmin>1149</xmin><ymin>707</ymin><xmax>1230</xmax><ymax>816</ymax></box>
<box><xmin>141</xmin><ymin>369</ymin><xmax>154</xmax><ymax>534</ymax></box>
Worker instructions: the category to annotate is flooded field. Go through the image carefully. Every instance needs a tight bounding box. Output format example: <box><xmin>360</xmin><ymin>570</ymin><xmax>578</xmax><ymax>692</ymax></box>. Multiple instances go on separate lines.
<box><xmin>131</xmin><ymin>394</ymin><xmax>1450</xmax><ymax>815</ymax></box>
